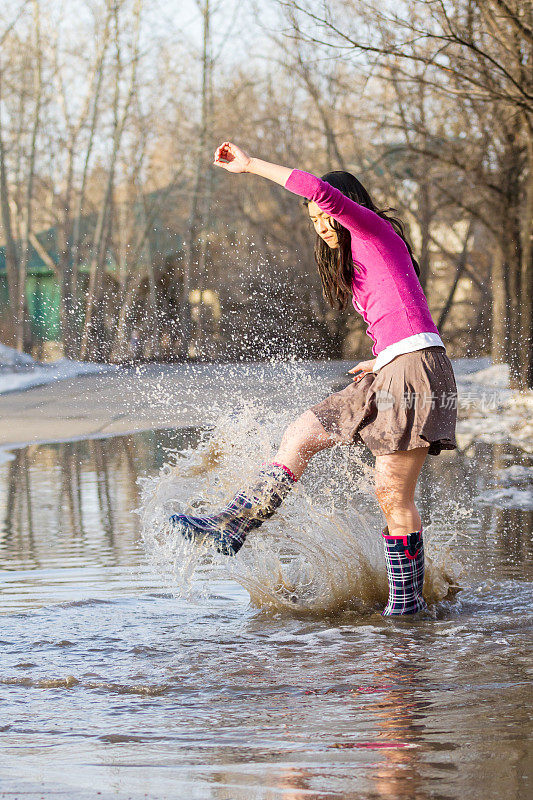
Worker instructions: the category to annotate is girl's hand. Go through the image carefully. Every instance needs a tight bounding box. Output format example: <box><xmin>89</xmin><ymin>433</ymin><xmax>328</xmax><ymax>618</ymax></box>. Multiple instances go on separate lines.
<box><xmin>213</xmin><ymin>141</ymin><xmax>252</xmax><ymax>173</ymax></box>
<box><xmin>348</xmin><ymin>358</ymin><xmax>376</xmax><ymax>382</ymax></box>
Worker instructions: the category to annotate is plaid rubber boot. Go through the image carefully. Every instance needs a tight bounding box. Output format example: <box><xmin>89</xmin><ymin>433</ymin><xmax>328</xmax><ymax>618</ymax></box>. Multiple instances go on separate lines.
<box><xmin>168</xmin><ymin>463</ymin><xmax>297</xmax><ymax>556</ymax></box>
<box><xmin>382</xmin><ymin>526</ymin><xmax>428</xmax><ymax>616</ymax></box>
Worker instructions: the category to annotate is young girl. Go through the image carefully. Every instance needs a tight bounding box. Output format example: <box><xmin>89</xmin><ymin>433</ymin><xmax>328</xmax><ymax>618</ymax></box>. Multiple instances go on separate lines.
<box><xmin>169</xmin><ymin>141</ymin><xmax>458</xmax><ymax>616</ymax></box>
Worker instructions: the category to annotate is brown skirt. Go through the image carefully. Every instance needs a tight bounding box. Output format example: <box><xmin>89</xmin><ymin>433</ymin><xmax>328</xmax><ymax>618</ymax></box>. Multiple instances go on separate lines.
<box><xmin>311</xmin><ymin>346</ymin><xmax>458</xmax><ymax>457</ymax></box>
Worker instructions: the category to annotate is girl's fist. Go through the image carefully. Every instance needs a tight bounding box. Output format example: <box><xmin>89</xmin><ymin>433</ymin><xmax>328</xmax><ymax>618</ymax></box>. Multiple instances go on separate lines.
<box><xmin>213</xmin><ymin>141</ymin><xmax>252</xmax><ymax>173</ymax></box>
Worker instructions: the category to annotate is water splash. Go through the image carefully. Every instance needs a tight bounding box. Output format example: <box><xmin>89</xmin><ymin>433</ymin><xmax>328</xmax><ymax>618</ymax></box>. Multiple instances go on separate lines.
<box><xmin>139</xmin><ymin>395</ymin><xmax>463</xmax><ymax>615</ymax></box>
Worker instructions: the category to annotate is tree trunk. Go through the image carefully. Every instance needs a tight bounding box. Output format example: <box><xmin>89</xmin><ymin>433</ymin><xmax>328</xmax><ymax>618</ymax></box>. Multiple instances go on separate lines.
<box><xmin>58</xmin><ymin>144</ymin><xmax>77</xmax><ymax>358</ymax></box>
<box><xmin>17</xmin><ymin>0</ymin><xmax>42</xmax><ymax>353</ymax></box>
<box><xmin>79</xmin><ymin>0</ymin><xmax>141</xmax><ymax>360</ymax></box>
<box><xmin>417</xmin><ymin>178</ymin><xmax>431</xmax><ymax>292</ymax></box>
<box><xmin>519</xmin><ymin>124</ymin><xmax>533</xmax><ymax>389</ymax></box>
<box><xmin>179</xmin><ymin>0</ymin><xmax>212</xmax><ymax>360</ymax></box>
<box><xmin>0</xmin><ymin>101</ymin><xmax>18</xmax><ymax>342</ymax></box>
<box><xmin>437</xmin><ymin>219</ymin><xmax>474</xmax><ymax>332</ymax></box>
<box><xmin>505</xmin><ymin>214</ymin><xmax>523</xmax><ymax>389</ymax></box>
<box><xmin>491</xmin><ymin>250</ymin><xmax>507</xmax><ymax>364</ymax></box>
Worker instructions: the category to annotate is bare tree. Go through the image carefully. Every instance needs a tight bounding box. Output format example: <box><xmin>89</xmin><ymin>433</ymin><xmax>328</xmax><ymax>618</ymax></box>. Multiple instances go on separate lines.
<box><xmin>80</xmin><ymin>0</ymin><xmax>142</xmax><ymax>360</ymax></box>
<box><xmin>0</xmin><ymin>1</ymin><xmax>37</xmax><ymax>348</ymax></box>
<box><xmin>17</xmin><ymin>0</ymin><xmax>43</xmax><ymax>351</ymax></box>
<box><xmin>278</xmin><ymin>0</ymin><xmax>532</xmax><ymax>387</ymax></box>
<box><xmin>52</xmin><ymin>2</ymin><xmax>113</xmax><ymax>356</ymax></box>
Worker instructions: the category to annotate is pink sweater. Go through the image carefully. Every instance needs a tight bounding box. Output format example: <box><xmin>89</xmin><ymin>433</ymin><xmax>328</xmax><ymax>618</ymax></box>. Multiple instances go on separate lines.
<box><xmin>285</xmin><ymin>169</ymin><xmax>441</xmax><ymax>356</ymax></box>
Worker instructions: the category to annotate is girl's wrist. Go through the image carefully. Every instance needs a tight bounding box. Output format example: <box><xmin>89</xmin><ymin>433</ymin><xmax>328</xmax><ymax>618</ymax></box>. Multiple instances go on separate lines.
<box><xmin>241</xmin><ymin>157</ymin><xmax>292</xmax><ymax>187</ymax></box>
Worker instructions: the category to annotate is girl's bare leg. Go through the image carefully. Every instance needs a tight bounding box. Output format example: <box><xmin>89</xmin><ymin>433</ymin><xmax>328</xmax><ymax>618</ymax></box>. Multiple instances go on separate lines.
<box><xmin>170</xmin><ymin>411</ymin><xmax>336</xmax><ymax>555</ymax></box>
<box><xmin>274</xmin><ymin>410</ymin><xmax>337</xmax><ymax>479</ymax></box>
<box><xmin>374</xmin><ymin>446</ymin><xmax>429</xmax><ymax>535</ymax></box>
<box><xmin>375</xmin><ymin>446</ymin><xmax>430</xmax><ymax>615</ymax></box>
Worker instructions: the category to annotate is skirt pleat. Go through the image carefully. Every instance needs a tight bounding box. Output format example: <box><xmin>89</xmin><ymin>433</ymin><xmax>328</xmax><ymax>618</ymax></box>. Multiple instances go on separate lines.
<box><xmin>311</xmin><ymin>346</ymin><xmax>458</xmax><ymax>457</ymax></box>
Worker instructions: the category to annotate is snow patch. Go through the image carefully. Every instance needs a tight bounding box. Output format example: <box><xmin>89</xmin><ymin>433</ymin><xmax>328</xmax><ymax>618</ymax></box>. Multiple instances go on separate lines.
<box><xmin>0</xmin><ymin>447</ymin><xmax>15</xmax><ymax>465</ymax></box>
<box><xmin>0</xmin><ymin>343</ymin><xmax>35</xmax><ymax>368</ymax></box>
<box><xmin>462</xmin><ymin>363</ymin><xmax>510</xmax><ymax>388</ymax></box>
<box><xmin>455</xmin><ymin>360</ymin><xmax>533</xmax><ymax>453</ymax></box>
<box><xmin>474</xmin><ymin>486</ymin><xmax>533</xmax><ymax>510</ymax></box>
<box><xmin>496</xmin><ymin>464</ymin><xmax>533</xmax><ymax>483</ymax></box>
<box><xmin>0</xmin><ymin>343</ymin><xmax>114</xmax><ymax>395</ymax></box>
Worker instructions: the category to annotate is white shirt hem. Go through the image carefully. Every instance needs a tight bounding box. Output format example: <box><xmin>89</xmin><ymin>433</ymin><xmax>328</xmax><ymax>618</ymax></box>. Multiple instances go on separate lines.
<box><xmin>373</xmin><ymin>333</ymin><xmax>445</xmax><ymax>372</ymax></box>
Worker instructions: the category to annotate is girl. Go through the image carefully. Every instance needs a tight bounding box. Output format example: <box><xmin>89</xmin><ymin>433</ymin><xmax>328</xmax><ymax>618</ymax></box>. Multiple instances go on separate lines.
<box><xmin>169</xmin><ymin>142</ymin><xmax>458</xmax><ymax>616</ymax></box>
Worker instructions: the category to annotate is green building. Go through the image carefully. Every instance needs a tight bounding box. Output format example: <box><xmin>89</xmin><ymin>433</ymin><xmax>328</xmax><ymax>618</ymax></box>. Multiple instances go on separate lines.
<box><xmin>0</xmin><ymin>218</ymin><xmax>183</xmax><ymax>345</ymax></box>
<box><xmin>0</xmin><ymin>227</ymin><xmax>63</xmax><ymax>341</ymax></box>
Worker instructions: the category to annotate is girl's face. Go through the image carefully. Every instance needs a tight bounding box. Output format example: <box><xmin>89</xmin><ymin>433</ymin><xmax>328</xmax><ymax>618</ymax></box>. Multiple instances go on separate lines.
<box><xmin>307</xmin><ymin>202</ymin><xmax>339</xmax><ymax>249</ymax></box>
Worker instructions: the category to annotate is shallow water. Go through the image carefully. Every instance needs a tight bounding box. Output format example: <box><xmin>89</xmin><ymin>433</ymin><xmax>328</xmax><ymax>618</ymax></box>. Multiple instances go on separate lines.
<box><xmin>0</xmin><ymin>363</ymin><xmax>532</xmax><ymax>799</ymax></box>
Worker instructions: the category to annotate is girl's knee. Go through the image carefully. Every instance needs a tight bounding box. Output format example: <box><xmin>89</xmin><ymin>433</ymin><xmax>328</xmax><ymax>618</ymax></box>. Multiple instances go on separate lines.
<box><xmin>374</xmin><ymin>481</ymin><xmax>392</xmax><ymax>510</ymax></box>
<box><xmin>374</xmin><ymin>480</ymin><xmax>411</xmax><ymax>512</ymax></box>
<box><xmin>281</xmin><ymin>410</ymin><xmax>333</xmax><ymax>453</ymax></box>
<box><xmin>280</xmin><ymin>418</ymin><xmax>300</xmax><ymax>448</ymax></box>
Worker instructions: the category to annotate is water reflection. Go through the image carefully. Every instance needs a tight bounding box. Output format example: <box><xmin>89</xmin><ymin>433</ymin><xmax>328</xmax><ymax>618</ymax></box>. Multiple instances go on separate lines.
<box><xmin>362</xmin><ymin>651</ymin><xmax>435</xmax><ymax>800</ymax></box>
<box><xmin>0</xmin><ymin>429</ymin><xmax>205</xmax><ymax>570</ymax></box>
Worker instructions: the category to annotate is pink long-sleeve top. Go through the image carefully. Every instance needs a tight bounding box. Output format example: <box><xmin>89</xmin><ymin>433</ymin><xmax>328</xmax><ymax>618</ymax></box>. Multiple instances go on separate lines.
<box><xmin>285</xmin><ymin>169</ymin><xmax>444</xmax><ymax>369</ymax></box>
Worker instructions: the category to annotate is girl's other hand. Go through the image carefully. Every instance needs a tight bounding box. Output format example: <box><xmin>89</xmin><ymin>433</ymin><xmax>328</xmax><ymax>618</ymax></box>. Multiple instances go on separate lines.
<box><xmin>348</xmin><ymin>358</ymin><xmax>376</xmax><ymax>382</ymax></box>
<box><xmin>213</xmin><ymin>141</ymin><xmax>252</xmax><ymax>173</ymax></box>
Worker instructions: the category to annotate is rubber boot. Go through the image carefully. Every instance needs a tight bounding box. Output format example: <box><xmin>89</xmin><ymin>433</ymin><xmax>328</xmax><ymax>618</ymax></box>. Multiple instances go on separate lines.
<box><xmin>169</xmin><ymin>463</ymin><xmax>297</xmax><ymax>556</ymax></box>
<box><xmin>382</xmin><ymin>525</ymin><xmax>428</xmax><ymax>615</ymax></box>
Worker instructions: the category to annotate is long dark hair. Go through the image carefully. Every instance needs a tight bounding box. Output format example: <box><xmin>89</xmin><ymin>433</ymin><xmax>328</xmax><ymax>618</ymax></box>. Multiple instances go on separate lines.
<box><xmin>304</xmin><ymin>171</ymin><xmax>421</xmax><ymax>310</ymax></box>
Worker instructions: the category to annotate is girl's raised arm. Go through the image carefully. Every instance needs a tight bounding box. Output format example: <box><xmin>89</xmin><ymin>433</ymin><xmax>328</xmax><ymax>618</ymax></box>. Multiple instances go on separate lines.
<box><xmin>213</xmin><ymin>142</ymin><xmax>292</xmax><ymax>187</ymax></box>
<box><xmin>213</xmin><ymin>142</ymin><xmax>392</xmax><ymax>240</ymax></box>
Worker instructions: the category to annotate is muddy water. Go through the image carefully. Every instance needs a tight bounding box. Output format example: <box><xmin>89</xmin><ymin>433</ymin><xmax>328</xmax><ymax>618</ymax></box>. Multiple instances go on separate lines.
<box><xmin>0</xmin><ymin>368</ymin><xmax>532</xmax><ymax>799</ymax></box>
